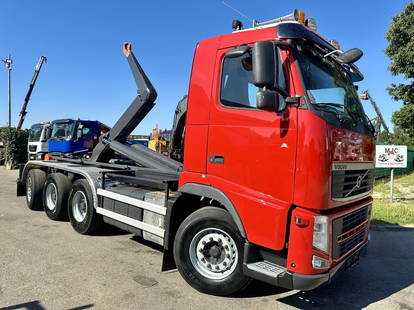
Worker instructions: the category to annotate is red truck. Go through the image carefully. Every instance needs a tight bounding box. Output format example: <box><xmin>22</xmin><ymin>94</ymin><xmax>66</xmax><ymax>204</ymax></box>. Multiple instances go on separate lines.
<box><xmin>17</xmin><ymin>10</ymin><xmax>375</xmax><ymax>296</ymax></box>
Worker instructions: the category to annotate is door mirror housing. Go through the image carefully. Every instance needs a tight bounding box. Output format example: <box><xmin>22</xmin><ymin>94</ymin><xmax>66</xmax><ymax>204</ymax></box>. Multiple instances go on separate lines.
<box><xmin>252</xmin><ymin>41</ymin><xmax>276</xmax><ymax>89</ymax></box>
<box><xmin>256</xmin><ymin>90</ymin><xmax>287</xmax><ymax>112</ymax></box>
<box><xmin>337</xmin><ymin>48</ymin><xmax>363</xmax><ymax>64</ymax></box>
<box><xmin>76</xmin><ymin>124</ymin><xmax>84</xmax><ymax>139</ymax></box>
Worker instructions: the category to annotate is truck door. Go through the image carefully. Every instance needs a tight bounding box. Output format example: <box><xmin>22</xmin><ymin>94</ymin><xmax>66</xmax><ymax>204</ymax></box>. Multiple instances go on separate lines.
<box><xmin>207</xmin><ymin>47</ymin><xmax>298</xmax><ymax>249</ymax></box>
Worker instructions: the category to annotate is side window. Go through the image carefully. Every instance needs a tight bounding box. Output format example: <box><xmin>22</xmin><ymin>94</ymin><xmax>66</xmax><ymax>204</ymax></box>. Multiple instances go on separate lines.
<box><xmin>220</xmin><ymin>54</ymin><xmax>259</xmax><ymax>109</ymax></box>
<box><xmin>220</xmin><ymin>49</ymin><xmax>287</xmax><ymax>109</ymax></box>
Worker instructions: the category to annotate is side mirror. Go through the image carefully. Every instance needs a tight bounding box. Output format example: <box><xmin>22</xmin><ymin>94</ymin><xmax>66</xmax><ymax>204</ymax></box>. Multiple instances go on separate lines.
<box><xmin>256</xmin><ymin>90</ymin><xmax>287</xmax><ymax>112</ymax></box>
<box><xmin>77</xmin><ymin>125</ymin><xmax>83</xmax><ymax>139</ymax></box>
<box><xmin>252</xmin><ymin>41</ymin><xmax>276</xmax><ymax>89</ymax></box>
<box><xmin>337</xmin><ymin>48</ymin><xmax>363</xmax><ymax>64</ymax></box>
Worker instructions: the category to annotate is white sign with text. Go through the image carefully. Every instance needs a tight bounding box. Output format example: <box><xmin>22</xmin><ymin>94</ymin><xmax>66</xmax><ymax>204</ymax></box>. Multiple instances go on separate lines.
<box><xmin>375</xmin><ymin>145</ymin><xmax>407</xmax><ymax>168</ymax></box>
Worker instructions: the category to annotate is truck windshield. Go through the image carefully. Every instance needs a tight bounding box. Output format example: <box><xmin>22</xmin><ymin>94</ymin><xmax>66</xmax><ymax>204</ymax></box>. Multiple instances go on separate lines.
<box><xmin>296</xmin><ymin>43</ymin><xmax>372</xmax><ymax>133</ymax></box>
<box><xmin>29</xmin><ymin>124</ymin><xmax>43</xmax><ymax>142</ymax></box>
<box><xmin>51</xmin><ymin>122</ymin><xmax>75</xmax><ymax>140</ymax></box>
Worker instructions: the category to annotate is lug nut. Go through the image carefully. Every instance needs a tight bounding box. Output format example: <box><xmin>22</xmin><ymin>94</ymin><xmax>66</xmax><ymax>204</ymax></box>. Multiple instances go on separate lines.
<box><xmin>226</xmin><ymin>254</ymin><xmax>230</xmax><ymax>259</ymax></box>
<box><xmin>215</xmin><ymin>266</ymin><xmax>220</xmax><ymax>270</ymax></box>
<box><xmin>207</xmin><ymin>264</ymin><xmax>212</xmax><ymax>269</ymax></box>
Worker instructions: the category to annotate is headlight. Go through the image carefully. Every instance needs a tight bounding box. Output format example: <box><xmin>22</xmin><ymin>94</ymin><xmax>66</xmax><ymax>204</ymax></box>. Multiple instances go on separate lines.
<box><xmin>36</xmin><ymin>153</ymin><xmax>43</xmax><ymax>160</ymax></box>
<box><xmin>313</xmin><ymin>216</ymin><xmax>328</xmax><ymax>253</ymax></box>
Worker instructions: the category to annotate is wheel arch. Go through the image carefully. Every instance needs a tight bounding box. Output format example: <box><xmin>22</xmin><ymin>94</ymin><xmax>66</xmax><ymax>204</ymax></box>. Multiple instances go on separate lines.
<box><xmin>162</xmin><ymin>183</ymin><xmax>247</xmax><ymax>271</ymax></box>
<box><xmin>178</xmin><ymin>183</ymin><xmax>246</xmax><ymax>238</ymax></box>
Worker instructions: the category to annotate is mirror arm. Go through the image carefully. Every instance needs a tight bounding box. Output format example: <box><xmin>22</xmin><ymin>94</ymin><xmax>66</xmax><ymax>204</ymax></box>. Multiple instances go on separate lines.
<box><xmin>274</xmin><ymin>85</ymin><xmax>289</xmax><ymax>98</ymax></box>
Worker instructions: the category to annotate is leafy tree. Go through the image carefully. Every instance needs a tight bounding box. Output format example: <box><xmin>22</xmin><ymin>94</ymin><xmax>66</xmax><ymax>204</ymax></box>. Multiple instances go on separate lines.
<box><xmin>391</xmin><ymin>126</ymin><xmax>414</xmax><ymax>149</ymax></box>
<box><xmin>385</xmin><ymin>2</ymin><xmax>414</xmax><ymax>103</ymax></box>
<box><xmin>385</xmin><ymin>2</ymin><xmax>414</xmax><ymax>147</ymax></box>
<box><xmin>0</xmin><ymin>127</ymin><xmax>29</xmax><ymax>169</ymax></box>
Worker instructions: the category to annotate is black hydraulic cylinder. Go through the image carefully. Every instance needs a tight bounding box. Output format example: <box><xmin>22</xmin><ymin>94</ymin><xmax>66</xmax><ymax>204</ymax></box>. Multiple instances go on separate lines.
<box><xmin>130</xmin><ymin>143</ymin><xmax>182</xmax><ymax>172</ymax></box>
<box><xmin>103</xmin><ymin>138</ymin><xmax>174</xmax><ymax>172</ymax></box>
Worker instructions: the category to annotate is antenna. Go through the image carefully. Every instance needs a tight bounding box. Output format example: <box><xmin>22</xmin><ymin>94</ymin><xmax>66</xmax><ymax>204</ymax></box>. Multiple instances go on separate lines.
<box><xmin>221</xmin><ymin>1</ymin><xmax>254</xmax><ymax>26</ymax></box>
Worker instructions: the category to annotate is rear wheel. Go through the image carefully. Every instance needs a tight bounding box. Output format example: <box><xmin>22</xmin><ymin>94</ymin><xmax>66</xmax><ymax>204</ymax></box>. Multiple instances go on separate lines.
<box><xmin>26</xmin><ymin>169</ymin><xmax>46</xmax><ymax>210</ymax></box>
<box><xmin>68</xmin><ymin>179</ymin><xmax>102</xmax><ymax>234</ymax></box>
<box><xmin>173</xmin><ymin>207</ymin><xmax>251</xmax><ymax>296</ymax></box>
<box><xmin>43</xmin><ymin>173</ymin><xmax>71</xmax><ymax>220</ymax></box>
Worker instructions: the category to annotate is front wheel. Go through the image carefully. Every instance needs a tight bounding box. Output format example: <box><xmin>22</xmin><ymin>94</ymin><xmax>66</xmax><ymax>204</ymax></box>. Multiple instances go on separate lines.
<box><xmin>173</xmin><ymin>207</ymin><xmax>251</xmax><ymax>296</ymax></box>
<box><xmin>68</xmin><ymin>179</ymin><xmax>102</xmax><ymax>234</ymax></box>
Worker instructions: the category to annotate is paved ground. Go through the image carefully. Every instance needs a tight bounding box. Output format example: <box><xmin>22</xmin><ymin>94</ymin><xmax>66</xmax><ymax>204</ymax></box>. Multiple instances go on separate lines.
<box><xmin>0</xmin><ymin>167</ymin><xmax>413</xmax><ymax>310</ymax></box>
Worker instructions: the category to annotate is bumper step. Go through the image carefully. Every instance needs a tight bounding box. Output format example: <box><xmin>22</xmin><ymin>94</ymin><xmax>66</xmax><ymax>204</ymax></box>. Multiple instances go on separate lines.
<box><xmin>246</xmin><ymin>261</ymin><xmax>286</xmax><ymax>278</ymax></box>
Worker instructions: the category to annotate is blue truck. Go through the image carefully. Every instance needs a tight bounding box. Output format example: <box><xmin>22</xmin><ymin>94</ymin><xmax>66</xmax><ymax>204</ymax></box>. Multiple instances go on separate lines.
<box><xmin>48</xmin><ymin>119</ymin><xmax>110</xmax><ymax>157</ymax></box>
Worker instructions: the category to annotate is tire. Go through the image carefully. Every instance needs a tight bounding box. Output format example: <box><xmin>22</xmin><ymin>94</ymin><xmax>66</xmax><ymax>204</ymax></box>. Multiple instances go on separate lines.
<box><xmin>43</xmin><ymin>173</ymin><xmax>71</xmax><ymax>221</ymax></box>
<box><xmin>26</xmin><ymin>169</ymin><xmax>46</xmax><ymax>210</ymax></box>
<box><xmin>68</xmin><ymin>179</ymin><xmax>102</xmax><ymax>234</ymax></box>
<box><xmin>173</xmin><ymin>207</ymin><xmax>251</xmax><ymax>296</ymax></box>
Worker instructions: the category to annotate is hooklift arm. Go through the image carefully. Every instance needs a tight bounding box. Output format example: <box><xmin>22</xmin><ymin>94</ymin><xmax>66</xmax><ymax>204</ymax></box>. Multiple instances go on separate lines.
<box><xmin>16</xmin><ymin>56</ymin><xmax>47</xmax><ymax>131</ymax></box>
<box><xmin>91</xmin><ymin>43</ymin><xmax>157</xmax><ymax>162</ymax></box>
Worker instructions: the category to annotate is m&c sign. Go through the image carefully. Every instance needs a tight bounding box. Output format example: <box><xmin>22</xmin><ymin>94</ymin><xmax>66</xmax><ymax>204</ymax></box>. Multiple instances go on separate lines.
<box><xmin>375</xmin><ymin>145</ymin><xmax>407</xmax><ymax>168</ymax></box>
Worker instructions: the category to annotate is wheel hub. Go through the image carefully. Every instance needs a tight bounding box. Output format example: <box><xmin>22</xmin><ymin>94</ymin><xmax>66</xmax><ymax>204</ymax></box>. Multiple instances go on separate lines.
<box><xmin>26</xmin><ymin>176</ymin><xmax>32</xmax><ymax>202</ymax></box>
<box><xmin>45</xmin><ymin>183</ymin><xmax>57</xmax><ymax>211</ymax></box>
<box><xmin>189</xmin><ymin>228</ymin><xmax>238</xmax><ymax>280</ymax></box>
<box><xmin>72</xmin><ymin>191</ymin><xmax>87</xmax><ymax>222</ymax></box>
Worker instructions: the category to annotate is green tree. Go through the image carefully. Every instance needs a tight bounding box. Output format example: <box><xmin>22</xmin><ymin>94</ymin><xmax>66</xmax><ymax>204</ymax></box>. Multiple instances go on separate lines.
<box><xmin>385</xmin><ymin>1</ymin><xmax>414</xmax><ymax>145</ymax></box>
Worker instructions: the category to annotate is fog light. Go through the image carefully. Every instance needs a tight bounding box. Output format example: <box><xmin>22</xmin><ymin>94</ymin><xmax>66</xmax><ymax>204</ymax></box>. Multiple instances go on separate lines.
<box><xmin>312</xmin><ymin>255</ymin><xmax>330</xmax><ymax>269</ymax></box>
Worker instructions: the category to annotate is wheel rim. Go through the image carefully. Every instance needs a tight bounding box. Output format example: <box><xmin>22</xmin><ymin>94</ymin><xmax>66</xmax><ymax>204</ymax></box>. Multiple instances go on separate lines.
<box><xmin>26</xmin><ymin>175</ymin><xmax>32</xmax><ymax>202</ymax></box>
<box><xmin>189</xmin><ymin>228</ymin><xmax>238</xmax><ymax>280</ymax></box>
<box><xmin>45</xmin><ymin>182</ymin><xmax>58</xmax><ymax>211</ymax></box>
<box><xmin>72</xmin><ymin>191</ymin><xmax>87</xmax><ymax>222</ymax></box>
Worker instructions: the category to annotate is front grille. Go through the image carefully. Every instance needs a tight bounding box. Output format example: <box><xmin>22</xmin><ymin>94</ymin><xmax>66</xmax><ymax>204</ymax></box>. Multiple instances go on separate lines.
<box><xmin>332</xmin><ymin>164</ymin><xmax>375</xmax><ymax>200</ymax></box>
<box><xmin>29</xmin><ymin>145</ymin><xmax>37</xmax><ymax>152</ymax></box>
<box><xmin>342</xmin><ymin>206</ymin><xmax>369</xmax><ymax>232</ymax></box>
<box><xmin>337</xmin><ymin>230</ymin><xmax>365</xmax><ymax>258</ymax></box>
<box><xmin>332</xmin><ymin>205</ymin><xmax>370</xmax><ymax>259</ymax></box>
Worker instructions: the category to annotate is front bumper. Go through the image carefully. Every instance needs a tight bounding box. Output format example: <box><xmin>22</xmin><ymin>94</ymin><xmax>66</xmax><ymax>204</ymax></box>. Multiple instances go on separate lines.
<box><xmin>244</xmin><ymin>241</ymin><xmax>368</xmax><ymax>291</ymax></box>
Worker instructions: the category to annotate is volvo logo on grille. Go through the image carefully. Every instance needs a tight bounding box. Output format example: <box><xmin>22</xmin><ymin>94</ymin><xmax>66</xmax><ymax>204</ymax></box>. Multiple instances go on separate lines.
<box><xmin>345</xmin><ymin>170</ymin><xmax>369</xmax><ymax>197</ymax></box>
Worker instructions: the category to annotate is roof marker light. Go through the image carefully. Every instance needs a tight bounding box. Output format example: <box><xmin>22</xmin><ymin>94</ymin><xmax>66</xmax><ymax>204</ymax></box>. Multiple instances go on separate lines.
<box><xmin>295</xmin><ymin>10</ymin><xmax>305</xmax><ymax>23</ymax></box>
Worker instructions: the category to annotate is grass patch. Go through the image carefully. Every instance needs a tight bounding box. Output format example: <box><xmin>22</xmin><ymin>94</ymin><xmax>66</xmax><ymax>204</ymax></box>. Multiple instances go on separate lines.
<box><xmin>372</xmin><ymin>172</ymin><xmax>414</xmax><ymax>225</ymax></box>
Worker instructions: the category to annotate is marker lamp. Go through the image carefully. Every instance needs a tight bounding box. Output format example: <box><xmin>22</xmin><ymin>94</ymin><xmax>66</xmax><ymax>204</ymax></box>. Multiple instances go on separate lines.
<box><xmin>294</xmin><ymin>10</ymin><xmax>306</xmax><ymax>23</ymax></box>
<box><xmin>312</xmin><ymin>255</ymin><xmax>330</xmax><ymax>269</ymax></box>
<box><xmin>313</xmin><ymin>216</ymin><xmax>328</xmax><ymax>253</ymax></box>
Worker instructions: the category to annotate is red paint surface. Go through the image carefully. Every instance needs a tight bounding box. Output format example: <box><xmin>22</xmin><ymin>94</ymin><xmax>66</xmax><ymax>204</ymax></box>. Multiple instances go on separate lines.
<box><xmin>178</xmin><ymin>24</ymin><xmax>375</xmax><ymax>274</ymax></box>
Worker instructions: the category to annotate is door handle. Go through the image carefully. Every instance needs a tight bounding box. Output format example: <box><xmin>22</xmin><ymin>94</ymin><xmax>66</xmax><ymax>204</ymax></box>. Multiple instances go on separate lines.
<box><xmin>209</xmin><ymin>155</ymin><xmax>225</xmax><ymax>164</ymax></box>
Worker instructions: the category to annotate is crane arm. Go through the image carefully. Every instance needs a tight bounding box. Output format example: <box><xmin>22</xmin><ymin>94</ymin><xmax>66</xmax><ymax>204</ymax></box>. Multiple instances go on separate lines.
<box><xmin>16</xmin><ymin>56</ymin><xmax>47</xmax><ymax>130</ymax></box>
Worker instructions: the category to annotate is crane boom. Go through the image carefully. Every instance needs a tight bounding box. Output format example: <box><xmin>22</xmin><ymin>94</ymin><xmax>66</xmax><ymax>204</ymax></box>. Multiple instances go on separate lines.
<box><xmin>360</xmin><ymin>90</ymin><xmax>389</xmax><ymax>134</ymax></box>
<box><xmin>16</xmin><ymin>56</ymin><xmax>47</xmax><ymax>130</ymax></box>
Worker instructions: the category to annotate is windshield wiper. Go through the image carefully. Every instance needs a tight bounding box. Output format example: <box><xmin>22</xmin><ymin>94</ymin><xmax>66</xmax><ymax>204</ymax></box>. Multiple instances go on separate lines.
<box><xmin>313</xmin><ymin>103</ymin><xmax>358</xmax><ymax>126</ymax></box>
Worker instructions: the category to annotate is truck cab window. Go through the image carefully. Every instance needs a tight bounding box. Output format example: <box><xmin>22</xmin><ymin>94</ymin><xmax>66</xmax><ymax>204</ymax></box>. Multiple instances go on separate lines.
<box><xmin>220</xmin><ymin>54</ymin><xmax>258</xmax><ymax>109</ymax></box>
<box><xmin>220</xmin><ymin>51</ymin><xmax>287</xmax><ymax>109</ymax></box>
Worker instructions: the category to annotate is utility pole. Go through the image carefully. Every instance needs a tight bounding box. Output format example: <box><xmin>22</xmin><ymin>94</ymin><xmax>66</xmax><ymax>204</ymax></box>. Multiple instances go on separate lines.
<box><xmin>2</xmin><ymin>56</ymin><xmax>13</xmax><ymax>127</ymax></box>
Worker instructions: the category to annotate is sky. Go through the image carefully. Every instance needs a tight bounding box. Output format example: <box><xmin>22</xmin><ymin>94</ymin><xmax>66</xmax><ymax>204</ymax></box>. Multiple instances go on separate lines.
<box><xmin>0</xmin><ymin>0</ymin><xmax>409</xmax><ymax>134</ymax></box>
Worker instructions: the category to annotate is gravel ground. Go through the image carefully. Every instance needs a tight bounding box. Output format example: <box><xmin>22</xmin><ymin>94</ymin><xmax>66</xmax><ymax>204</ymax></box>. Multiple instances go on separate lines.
<box><xmin>0</xmin><ymin>167</ymin><xmax>413</xmax><ymax>310</ymax></box>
